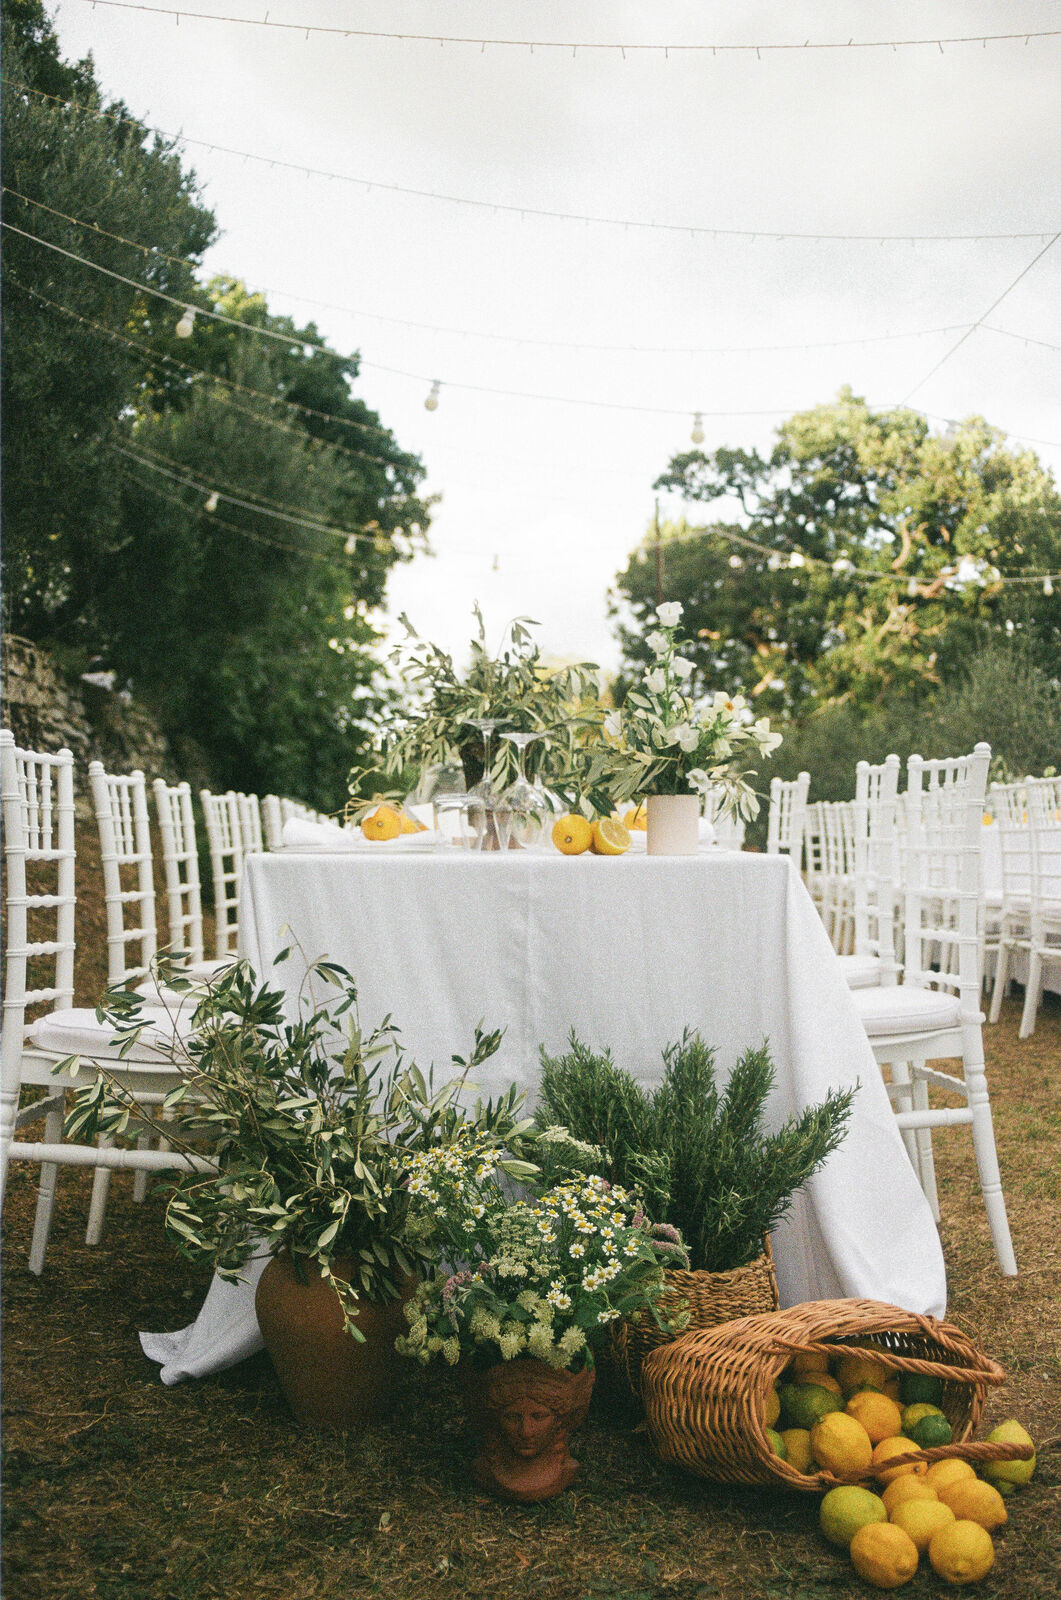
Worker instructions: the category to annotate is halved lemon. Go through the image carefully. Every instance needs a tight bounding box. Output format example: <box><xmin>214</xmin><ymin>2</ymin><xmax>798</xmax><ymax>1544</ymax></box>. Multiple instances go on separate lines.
<box><xmin>591</xmin><ymin>818</ymin><xmax>631</xmax><ymax>856</ymax></box>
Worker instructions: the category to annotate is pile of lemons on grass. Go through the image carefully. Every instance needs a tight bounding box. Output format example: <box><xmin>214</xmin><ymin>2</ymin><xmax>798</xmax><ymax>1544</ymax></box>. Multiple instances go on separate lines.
<box><xmin>761</xmin><ymin>1348</ymin><xmax>1036</xmax><ymax>1588</ymax></box>
<box><xmin>360</xmin><ymin>804</ymin><xmax>427</xmax><ymax>842</ymax></box>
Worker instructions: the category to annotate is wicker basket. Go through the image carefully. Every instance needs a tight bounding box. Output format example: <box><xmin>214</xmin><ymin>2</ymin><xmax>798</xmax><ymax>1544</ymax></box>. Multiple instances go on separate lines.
<box><xmin>611</xmin><ymin>1240</ymin><xmax>779</xmax><ymax>1402</ymax></box>
<box><xmin>641</xmin><ymin>1297</ymin><xmax>1033</xmax><ymax>1493</ymax></box>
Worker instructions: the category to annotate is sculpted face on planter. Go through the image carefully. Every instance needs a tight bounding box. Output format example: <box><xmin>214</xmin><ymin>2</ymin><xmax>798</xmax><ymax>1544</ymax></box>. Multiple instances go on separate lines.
<box><xmin>466</xmin><ymin>1358</ymin><xmax>595</xmax><ymax>1502</ymax></box>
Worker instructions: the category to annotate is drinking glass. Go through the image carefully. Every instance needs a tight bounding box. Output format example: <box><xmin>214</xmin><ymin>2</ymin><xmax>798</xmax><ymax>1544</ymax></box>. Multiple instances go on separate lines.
<box><xmin>500</xmin><ymin>732</ymin><xmax>551</xmax><ymax>848</ymax></box>
<box><xmin>464</xmin><ymin>718</ymin><xmax>503</xmax><ymax>805</ymax></box>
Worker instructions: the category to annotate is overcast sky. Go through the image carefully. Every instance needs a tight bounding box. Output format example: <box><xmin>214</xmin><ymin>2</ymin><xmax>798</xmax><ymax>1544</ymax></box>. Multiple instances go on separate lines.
<box><xmin>51</xmin><ymin>0</ymin><xmax>1061</xmax><ymax>670</ymax></box>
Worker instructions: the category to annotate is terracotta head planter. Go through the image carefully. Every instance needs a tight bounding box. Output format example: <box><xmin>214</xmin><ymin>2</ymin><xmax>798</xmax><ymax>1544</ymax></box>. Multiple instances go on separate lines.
<box><xmin>463</xmin><ymin>1357</ymin><xmax>595</xmax><ymax>1502</ymax></box>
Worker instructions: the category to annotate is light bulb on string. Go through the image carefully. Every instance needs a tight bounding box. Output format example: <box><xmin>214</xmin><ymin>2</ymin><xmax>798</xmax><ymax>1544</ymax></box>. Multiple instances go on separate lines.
<box><xmin>690</xmin><ymin>412</ymin><xmax>705</xmax><ymax>446</ymax></box>
<box><xmin>204</xmin><ymin>491</ymin><xmax>219</xmax><ymax>513</ymax></box>
<box><xmin>907</xmin><ymin>578</ymin><xmax>919</xmax><ymax>598</ymax></box>
<box><xmin>175</xmin><ymin>306</ymin><xmax>197</xmax><ymax>338</ymax></box>
<box><xmin>728</xmin><ymin>554</ymin><xmax>742</xmax><ymax>569</ymax></box>
<box><xmin>424</xmin><ymin>380</ymin><xmax>440</xmax><ymax>412</ymax></box>
<box><xmin>1044</xmin><ymin>575</ymin><xmax>1055</xmax><ymax>596</ymax></box>
<box><xmin>788</xmin><ymin>551</ymin><xmax>805</xmax><ymax>569</ymax></box>
<box><xmin>832</xmin><ymin>557</ymin><xmax>855</xmax><ymax>574</ymax></box>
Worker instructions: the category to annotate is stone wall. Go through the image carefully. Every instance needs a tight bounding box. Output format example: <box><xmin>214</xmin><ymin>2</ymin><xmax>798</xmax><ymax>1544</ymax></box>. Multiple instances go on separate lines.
<box><xmin>1</xmin><ymin>634</ymin><xmax>213</xmax><ymax>798</ymax></box>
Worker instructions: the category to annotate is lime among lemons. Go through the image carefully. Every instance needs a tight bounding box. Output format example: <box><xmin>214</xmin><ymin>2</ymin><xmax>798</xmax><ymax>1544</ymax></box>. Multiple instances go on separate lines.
<box><xmin>909</xmin><ymin>1413</ymin><xmax>953</xmax><ymax>1449</ymax></box>
<box><xmin>981</xmin><ymin>1419</ymin><xmax>1036</xmax><ymax>1487</ymax></box>
<box><xmin>779</xmin><ymin>1382</ymin><xmax>843</xmax><ymax>1431</ymax></box>
<box><xmin>819</xmin><ymin>1485</ymin><xmax>888</xmax><ymax>1547</ymax></box>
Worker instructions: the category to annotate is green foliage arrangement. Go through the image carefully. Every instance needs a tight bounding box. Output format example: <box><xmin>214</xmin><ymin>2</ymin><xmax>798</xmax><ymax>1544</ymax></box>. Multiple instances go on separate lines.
<box><xmin>62</xmin><ymin>957</ymin><xmax>532</xmax><ymax>1334</ymax></box>
<box><xmin>358</xmin><ymin>607</ymin><xmax>604</xmax><ymax>800</ymax></box>
<box><xmin>536</xmin><ymin>1032</ymin><xmax>855</xmax><ymax>1274</ymax></box>
<box><xmin>396</xmin><ymin>1155</ymin><xmax>689</xmax><ymax>1373</ymax></box>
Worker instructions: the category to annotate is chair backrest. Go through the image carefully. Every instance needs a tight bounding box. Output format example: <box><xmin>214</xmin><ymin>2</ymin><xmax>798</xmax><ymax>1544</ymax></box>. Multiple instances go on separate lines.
<box><xmin>236</xmin><ymin>792</ymin><xmax>264</xmax><ymax>855</ymax></box>
<box><xmin>199</xmin><ymin>789</ymin><xmax>243</xmax><ymax>958</ymax></box>
<box><xmin>852</xmin><ymin>754</ymin><xmax>901</xmax><ymax>975</ymax></box>
<box><xmin>988</xmin><ymin>779</ymin><xmax>1033</xmax><ymax>911</ymax></box>
<box><xmin>1025</xmin><ymin>775</ymin><xmax>1061</xmax><ymax>917</ymax></box>
<box><xmin>279</xmin><ymin>797</ymin><xmax>319</xmax><ymax>826</ymax></box>
<box><xmin>901</xmin><ymin>743</ymin><xmax>991</xmax><ymax>999</ymax></box>
<box><xmin>88</xmin><ymin>761</ymin><xmax>158</xmax><ymax>987</ymax></box>
<box><xmin>803</xmin><ymin>801</ymin><xmax>826</xmax><ymax>904</ymax></box>
<box><xmin>767</xmin><ymin>771</ymin><xmax>810</xmax><ymax>860</ymax></box>
<box><xmin>261</xmin><ymin>794</ymin><xmax>284</xmax><ymax>851</ymax></box>
<box><xmin>153</xmin><ymin>779</ymin><xmax>206</xmax><ymax>966</ymax></box>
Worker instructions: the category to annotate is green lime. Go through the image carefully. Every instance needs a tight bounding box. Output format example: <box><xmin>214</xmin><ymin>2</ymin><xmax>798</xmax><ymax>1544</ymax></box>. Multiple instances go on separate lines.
<box><xmin>778</xmin><ymin>1382</ymin><xmax>844</xmax><ymax>1432</ymax></box>
<box><xmin>901</xmin><ymin>1402</ymin><xmax>944</xmax><ymax>1434</ymax></box>
<box><xmin>819</xmin><ymin>1485</ymin><xmax>888</xmax><ymax>1548</ymax></box>
<box><xmin>899</xmin><ymin>1372</ymin><xmax>943</xmax><ymax>1407</ymax></box>
<box><xmin>765</xmin><ymin>1427</ymin><xmax>787</xmax><ymax>1459</ymax></box>
<box><xmin>910</xmin><ymin>1413</ymin><xmax>953</xmax><ymax>1449</ymax></box>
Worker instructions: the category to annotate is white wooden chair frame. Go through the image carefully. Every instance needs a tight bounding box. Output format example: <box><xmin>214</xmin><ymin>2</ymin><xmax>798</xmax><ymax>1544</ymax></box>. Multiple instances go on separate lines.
<box><xmin>767</xmin><ymin>771</ymin><xmax>810</xmax><ymax>863</ymax></box>
<box><xmin>851</xmin><ymin>754</ymin><xmax>901</xmax><ymax>982</ymax></box>
<box><xmin>200</xmin><ymin>789</ymin><xmax>244</xmax><ymax>958</ymax></box>
<box><xmin>1018</xmin><ymin>776</ymin><xmax>1061</xmax><ymax>1037</ymax></box>
<box><xmin>153</xmin><ymin>778</ymin><xmax>208</xmax><ymax>967</ymax></box>
<box><xmin>1</xmin><ymin>734</ymin><xmax>210</xmax><ymax>1273</ymax></box>
<box><xmin>261</xmin><ymin>794</ymin><xmax>284</xmax><ymax>852</ymax></box>
<box><xmin>854</xmin><ymin>744</ymin><xmax>1015</xmax><ymax>1276</ymax></box>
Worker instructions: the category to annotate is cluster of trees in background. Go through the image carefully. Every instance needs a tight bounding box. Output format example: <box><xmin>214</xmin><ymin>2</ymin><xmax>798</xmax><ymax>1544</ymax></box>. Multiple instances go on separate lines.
<box><xmin>2</xmin><ymin>1</ymin><xmax>430</xmax><ymax>807</ymax></box>
<box><xmin>613</xmin><ymin>389</ymin><xmax>1061</xmax><ymax>795</ymax></box>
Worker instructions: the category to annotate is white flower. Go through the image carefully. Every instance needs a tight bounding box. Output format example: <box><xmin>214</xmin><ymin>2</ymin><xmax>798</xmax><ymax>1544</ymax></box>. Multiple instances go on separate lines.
<box><xmin>603</xmin><ymin>709</ymin><xmax>622</xmax><ymax>739</ymax></box>
<box><xmin>645</xmin><ymin>630</ymin><xmax>669</xmax><ymax>657</ymax></box>
<box><xmin>671</xmin><ymin>657</ymin><xmax>695</xmax><ymax>680</ymax></box>
<box><xmin>645</xmin><ymin>667</ymin><xmax>667</xmax><ymax>695</ymax></box>
<box><xmin>753</xmin><ymin>716</ymin><xmax>783</xmax><ymax>754</ymax></box>
<box><xmin>686</xmin><ymin>768</ymin><xmax>712</xmax><ymax>794</ymax></box>
<box><xmin>656</xmin><ymin>602</ymin><xmax>684</xmax><ymax>627</ymax></box>
<box><xmin>666</xmin><ymin>722</ymin><xmax>699</xmax><ymax>753</ymax></box>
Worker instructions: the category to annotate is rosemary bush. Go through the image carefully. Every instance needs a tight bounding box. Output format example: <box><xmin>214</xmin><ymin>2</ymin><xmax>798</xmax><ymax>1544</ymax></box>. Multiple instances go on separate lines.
<box><xmin>537</xmin><ymin>1031</ymin><xmax>855</xmax><ymax>1273</ymax></box>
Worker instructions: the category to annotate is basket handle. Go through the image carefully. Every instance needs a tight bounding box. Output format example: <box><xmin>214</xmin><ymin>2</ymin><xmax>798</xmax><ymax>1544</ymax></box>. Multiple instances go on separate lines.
<box><xmin>840</xmin><ymin>1440</ymin><xmax>1034</xmax><ymax>1481</ymax></box>
<box><xmin>765</xmin><ymin>1337</ymin><xmax>1006</xmax><ymax>1387</ymax></box>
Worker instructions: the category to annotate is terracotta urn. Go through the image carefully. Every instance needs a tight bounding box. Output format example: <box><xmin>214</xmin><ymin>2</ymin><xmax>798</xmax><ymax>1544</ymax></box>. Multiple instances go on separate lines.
<box><xmin>255</xmin><ymin>1253</ymin><xmax>413</xmax><ymax>1430</ymax></box>
<box><xmin>461</xmin><ymin>1357</ymin><xmax>595</xmax><ymax>1502</ymax></box>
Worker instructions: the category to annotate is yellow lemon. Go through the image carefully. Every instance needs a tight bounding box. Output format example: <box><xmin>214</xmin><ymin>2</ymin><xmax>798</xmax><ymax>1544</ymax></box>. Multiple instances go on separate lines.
<box><xmin>399</xmin><ymin>813</ymin><xmax>420</xmax><ymax>834</ymax></box>
<box><xmin>981</xmin><ymin>1419</ymin><xmax>1036</xmax><ymax>1487</ymax></box>
<box><xmin>810</xmin><ymin>1412</ymin><xmax>874</xmax><ymax>1477</ymax></box>
<box><xmin>849</xmin><ymin>1521</ymin><xmax>919</xmax><ymax>1588</ymax></box>
<box><xmin>936</xmin><ymin>1477</ymin><xmax>1008</xmax><ymax>1532</ymax></box>
<box><xmin>590</xmin><ymin>817</ymin><xmax>631</xmax><ymax>856</ymax></box>
<box><xmin>925</xmin><ymin>1459</ymin><xmax>977</xmax><ymax>1492</ymax></box>
<box><xmin>807</xmin><ymin>1372</ymin><xmax>843</xmax><ymax>1397</ymax></box>
<box><xmin>889</xmin><ymin>1497</ymin><xmax>955</xmax><ymax>1552</ymax></box>
<box><xmin>780</xmin><ymin>1429</ymin><xmax>815</xmax><ymax>1474</ymax></box>
<box><xmin>872</xmin><ymin>1436</ymin><xmax>927</xmax><ymax>1485</ymax></box>
<box><xmin>882</xmin><ymin>1476</ymin><xmax>939</xmax><ymax>1516</ymax></box>
<box><xmin>928</xmin><ymin>1520</ymin><xmax>995</xmax><ymax>1585</ymax></box>
<box><xmin>764</xmin><ymin>1387</ymin><xmax>780</xmax><ymax>1428</ymax></box>
<box><xmin>819</xmin><ymin>1485</ymin><xmax>888</xmax><ymax>1548</ymax></box>
<box><xmin>623</xmin><ymin>805</ymin><xmax>647</xmax><ymax>831</ymax></box>
<box><xmin>846</xmin><ymin>1390</ymin><xmax>904</xmax><ymax>1445</ymax></box>
<box><xmin>361</xmin><ymin>804</ymin><xmax>402</xmax><ymax>841</ymax></box>
<box><xmin>551</xmin><ymin>814</ymin><xmax>593</xmax><ymax>855</ymax></box>
<box><xmin>791</xmin><ymin>1351</ymin><xmax>831</xmax><ymax>1378</ymax></box>
<box><xmin>836</xmin><ymin>1353</ymin><xmax>889</xmax><ymax>1396</ymax></box>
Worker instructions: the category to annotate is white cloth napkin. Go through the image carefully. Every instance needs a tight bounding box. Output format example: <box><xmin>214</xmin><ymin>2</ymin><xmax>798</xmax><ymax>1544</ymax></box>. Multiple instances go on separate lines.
<box><xmin>281</xmin><ymin>817</ymin><xmax>361</xmax><ymax>850</ymax></box>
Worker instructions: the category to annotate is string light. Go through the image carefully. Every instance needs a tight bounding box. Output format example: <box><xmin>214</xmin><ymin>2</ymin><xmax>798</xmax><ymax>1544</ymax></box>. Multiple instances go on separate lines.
<box><xmin>424</xmin><ymin>380</ymin><xmax>441</xmax><ymax>413</ymax></box>
<box><xmin>204</xmin><ymin>490</ymin><xmax>219</xmax><ymax>512</ymax></box>
<box><xmin>175</xmin><ymin>306</ymin><xmax>196</xmax><ymax>338</ymax></box>
<box><xmin>690</xmin><ymin>412</ymin><xmax>705</xmax><ymax>445</ymax></box>
<box><xmin>1045</xmin><ymin>576</ymin><xmax>1055</xmax><ymax>596</ymax></box>
<box><xmin>10</xmin><ymin>89</ymin><xmax>1055</xmax><ymax>247</ymax></box>
<box><xmin>70</xmin><ymin>3</ymin><xmax>1061</xmax><ymax>58</ymax></box>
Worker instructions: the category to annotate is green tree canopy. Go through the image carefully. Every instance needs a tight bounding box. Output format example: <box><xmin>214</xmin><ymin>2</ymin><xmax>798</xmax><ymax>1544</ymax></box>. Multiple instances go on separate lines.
<box><xmin>612</xmin><ymin>389</ymin><xmax>1061</xmax><ymax>714</ymax></box>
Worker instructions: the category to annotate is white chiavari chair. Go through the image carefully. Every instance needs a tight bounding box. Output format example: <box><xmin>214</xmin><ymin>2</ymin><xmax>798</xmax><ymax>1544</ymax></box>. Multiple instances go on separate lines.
<box><xmin>2</xmin><ymin>734</ymin><xmax>206</xmax><ymax>1272</ymax></box>
<box><xmin>837</xmin><ymin>755</ymin><xmax>901</xmax><ymax>990</ymax></box>
<box><xmin>199</xmin><ymin>789</ymin><xmax>243</xmax><ymax>958</ymax></box>
<box><xmin>236</xmin><ymin>791</ymin><xmax>264</xmax><ymax>856</ymax></box>
<box><xmin>849</xmin><ymin>744</ymin><xmax>1015</xmax><ymax>1274</ymax></box>
<box><xmin>261</xmin><ymin>794</ymin><xmax>284</xmax><ymax>851</ymax></box>
<box><xmin>1019</xmin><ymin>776</ymin><xmax>1061</xmax><ymax>1037</ymax></box>
<box><xmin>766</xmin><ymin>771</ymin><xmax>810</xmax><ymax>863</ymax></box>
<box><xmin>803</xmin><ymin>801</ymin><xmax>826</xmax><ymax>911</ymax></box>
<box><xmin>987</xmin><ymin>780</ymin><xmax>1033</xmax><ymax>1026</ymax></box>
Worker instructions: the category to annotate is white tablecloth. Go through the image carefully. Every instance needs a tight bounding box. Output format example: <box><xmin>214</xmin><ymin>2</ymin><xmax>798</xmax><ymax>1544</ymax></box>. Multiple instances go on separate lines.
<box><xmin>141</xmin><ymin>848</ymin><xmax>946</xmax><ymax>1383</ymax></box>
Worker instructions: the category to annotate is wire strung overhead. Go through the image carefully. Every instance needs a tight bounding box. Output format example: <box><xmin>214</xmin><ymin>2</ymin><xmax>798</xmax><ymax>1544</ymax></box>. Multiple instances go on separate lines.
<box><xmin>75</xmin><ymin>1</ymin><xmax>1061</xmax><ymax>57</ymax></box>
<box><xmin>10</xmin><ymin>83</ymin><xmax>1056</xmax><ymax>245</ymax></box>
<box><xmin>3</xmin><ymin>187</ymin><xmax>981</xmax><ymax>357</ymax></box>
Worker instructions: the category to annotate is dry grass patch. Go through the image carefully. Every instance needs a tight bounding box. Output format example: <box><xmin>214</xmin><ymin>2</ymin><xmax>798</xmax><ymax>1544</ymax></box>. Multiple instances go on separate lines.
<box><xmin>3</xmin><ymin>998</ymin><xmax>1059</xmax><ymax>1600</ymax></box>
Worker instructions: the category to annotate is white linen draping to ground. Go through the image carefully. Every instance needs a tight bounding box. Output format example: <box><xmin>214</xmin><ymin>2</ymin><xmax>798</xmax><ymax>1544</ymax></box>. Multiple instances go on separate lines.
<box><xmin>140</xmin><ymin>847</ymin><xmax>947</xmax><ymax>1384</ymax></box>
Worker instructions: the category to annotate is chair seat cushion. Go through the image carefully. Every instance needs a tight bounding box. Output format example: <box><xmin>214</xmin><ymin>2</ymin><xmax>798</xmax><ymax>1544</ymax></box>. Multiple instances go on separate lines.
<box><xmin>851</xmin><ymin>985</ymin><xmax>963</xmax><ymax>1038</ymax></box>
<box><xmin>25</xmin><ymin>1007</ymin><xmax>188</xmax><ymax>1062</ymax></box>
<box><xmin>837</xmin><ymin>954</ymin><xmax>882</xmax><ymax>989</ymax></box>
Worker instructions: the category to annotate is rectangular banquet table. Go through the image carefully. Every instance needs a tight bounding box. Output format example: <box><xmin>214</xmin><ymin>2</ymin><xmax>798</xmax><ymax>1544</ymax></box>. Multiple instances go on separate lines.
<box><xmin>141</xmin><ymin>847</ymin><xmax>947</xmax><ymax>1385</ymax></box>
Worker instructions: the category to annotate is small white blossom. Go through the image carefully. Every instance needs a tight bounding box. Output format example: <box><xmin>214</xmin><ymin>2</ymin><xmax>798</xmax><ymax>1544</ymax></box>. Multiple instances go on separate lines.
<box><xmin>645</xmin><ymin>630</ymin><xmax>669</xmax><ymax>657</ymax></box>
<box><xmin>656</xmin><ymin>602</ymin><xmax>683</xmax><ymax>627</ymax></box>
<box><xmin>671</xmin><ymin>656</ymin><xmax>695</xmax><ymax>680</ymax></box>
<box><xmin>667</xmin><ymin>722</ymin><xmax>699</xmax><ymax>753</ymax></box>
<box><xmin>645</xmin><ymin>667</ymin><xmax>667</xmax><ymax>694</ymax></box>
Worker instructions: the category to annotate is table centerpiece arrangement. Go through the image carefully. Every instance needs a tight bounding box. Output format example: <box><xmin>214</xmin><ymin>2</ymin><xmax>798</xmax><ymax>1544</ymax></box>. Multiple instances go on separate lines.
<box><xmin>396</xmin><ymin>1138</ymin><xmax>689</xmax><ymax>1502</ymax></box>
<box><xmin>593</xmin><ymin>601</ymin><xmax>784</xmax><ymax>854</ymax></box>
<box><xmin>536</xmin><ymin>1029</ymin><xmax>855</xmax><ymax>1396</ymax></box>
<box><xmin>60</xmin><ymin>954</ymin><xmax>538</xmax><ymax>1431</ymax></box>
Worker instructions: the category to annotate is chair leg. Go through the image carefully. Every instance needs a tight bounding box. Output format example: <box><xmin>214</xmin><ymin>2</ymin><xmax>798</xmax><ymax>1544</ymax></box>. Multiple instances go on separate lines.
<box><xmin>911</xmin><ymin>1079</ymin><xmax>940</xmax><ymax>1222</ymax></box>
<box><xmin>132</xmin><ymin>1131</ymin><xmax>152</xmax><ymax>1203</ymax></box>
<box><xmin>965</xmin><ymin>1060</ymin><xmax>1017</xmax><ymax>1276</ymax></box>
<box><xmin>988</xmin><ymin>937</ymin><xmax>1010</xmax><ymax>1024</ymax></box>
<box><xmin>888</xmin><ymin>1059</ymin><xmax>921</xmax><ymax>1172</ymax></box>
<box><xmin>1019</xmin><ymin>951</ymin><xmax>1042</xmax><ymax>1039</ymax></box>
<box><xmin>85</xmin><ymin>1139</ymin><xmax>114</xmax><ymax>1245</ymax></box>
<box><xmin>27</xmin><ymin>1106</ymin><xmax>65</xmax><ymax>1275</ymax></box>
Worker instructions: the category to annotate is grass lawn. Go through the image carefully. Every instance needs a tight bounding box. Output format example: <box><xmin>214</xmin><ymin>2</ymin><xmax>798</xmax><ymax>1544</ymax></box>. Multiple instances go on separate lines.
<box><xmin>3</xmin><ymin>994</ymin><xmax>1059</xmax><ymax>1600</ymax></box>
